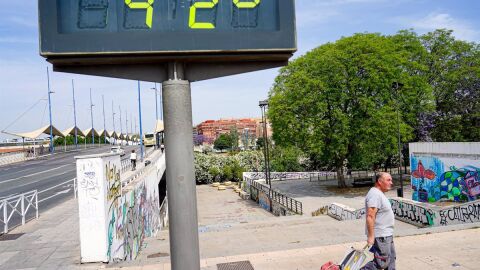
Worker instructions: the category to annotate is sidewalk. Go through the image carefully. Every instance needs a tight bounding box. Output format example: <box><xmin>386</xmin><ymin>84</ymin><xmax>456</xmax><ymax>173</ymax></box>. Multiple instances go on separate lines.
<box><xmin>116</xmin><ymin>228</ymin><xmax>479</xmax><ymax>270</ymax></box>
<box><xmin>0</xmin><ymin>180</ymin><xmax>479</xmax><ymax>269</ymax></box>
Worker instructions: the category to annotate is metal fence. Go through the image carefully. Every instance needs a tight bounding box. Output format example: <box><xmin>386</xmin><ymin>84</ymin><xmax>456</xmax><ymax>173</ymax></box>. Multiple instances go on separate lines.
<box><xmin>0</xmin><ymin>190</ymin><xmax>38</xmax><ymax>234</ymax></box>
<box><xmin>247</xmin><ymin>178</ymin><xmax>303</xmax><ymax>215</ymax></box>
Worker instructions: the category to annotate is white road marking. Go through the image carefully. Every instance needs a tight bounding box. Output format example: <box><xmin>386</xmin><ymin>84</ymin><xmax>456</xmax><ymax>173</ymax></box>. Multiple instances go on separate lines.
<box><xmin>0</xmin><ymin>164</ymin><xmax>71</xmax><ymax>184</ymax></box>
<box><xmin>38</xmin><ymin>178</ymin><xmax>75</xmax><ymax>194</ymax></box>
<box><xmin>38</xmin><ymin>188</ymin><xmax>72</xmax><ymax>203</ymax></box>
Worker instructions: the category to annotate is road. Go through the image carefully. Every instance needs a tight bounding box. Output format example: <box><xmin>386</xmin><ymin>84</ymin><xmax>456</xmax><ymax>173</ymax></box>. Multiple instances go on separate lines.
<box><xmin>0</xmin><ymin>144</ymin><xmax>138</xmax><ymax>232</ymax></box>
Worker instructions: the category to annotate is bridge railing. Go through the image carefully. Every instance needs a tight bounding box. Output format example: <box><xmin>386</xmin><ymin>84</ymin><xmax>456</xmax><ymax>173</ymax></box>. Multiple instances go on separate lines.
<box><xmin>0</xmin><ymin>190</ymin><xmax>38</xmax><ymax>234</ymax></box>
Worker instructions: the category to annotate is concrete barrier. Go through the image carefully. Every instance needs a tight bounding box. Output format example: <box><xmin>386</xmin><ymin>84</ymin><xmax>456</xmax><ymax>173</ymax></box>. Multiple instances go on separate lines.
<box><xmin>390</xmin><ymin>197</ymin><xmax>480</xmax><ymax>227</ymax></box>
<box><xmin>76</xmin><ymin>152</ymin><xmax>167</xmax><ymax>263</ymax></box>
<box><xmin>327</xmin><ymin>203</ymin><xmax>366</xmax><ymax>221</ymax></box>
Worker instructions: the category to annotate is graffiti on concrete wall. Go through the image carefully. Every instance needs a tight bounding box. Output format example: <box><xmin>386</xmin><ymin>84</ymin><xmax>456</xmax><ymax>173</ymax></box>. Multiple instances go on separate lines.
<box><xmin>106</xmin><ymin>161</ymin><xmax>165</xmax><ymax>262</ymax></box>
<box><xmin>258</xmin><ymin>191</ymin><xmax>271</xmax><ymax>211</ymax></box>
<box><xmin>327</xmin><ymin>203</ymin><xmax>365</xmax><ymax>221</ymax></box>
<box><xmin>243</xmin><ymin>171</ymin><xmax>336</xmax><ymax>182</ymax></box>
<box><xmin>439</xmin><ymin>202</ymin><xmax>480</xmax><ymax>226</ymax></box>
<box><xmin>391</xmin><ymin>198</ymin><xmax>480</xmax><ymax>227</ymax></box>
<box><xmin>390</xmin><ymin>199</ymin><xmax>436</xmax><ymax>227</ymax></box>
<box><xmin>411</xmin><ymin>155</ymin><xmax>480</xmax><ymax>202</ymax></box>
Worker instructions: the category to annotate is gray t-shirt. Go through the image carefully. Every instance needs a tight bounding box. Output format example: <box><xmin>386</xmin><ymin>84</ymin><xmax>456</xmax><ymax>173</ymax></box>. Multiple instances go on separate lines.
<box><xmin>365</xmin><ymin>187</ymin><xmax>394</xmax><ymax>237</ymax></box>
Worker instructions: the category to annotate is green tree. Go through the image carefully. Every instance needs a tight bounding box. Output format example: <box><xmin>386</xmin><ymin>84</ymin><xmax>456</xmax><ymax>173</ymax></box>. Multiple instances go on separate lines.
<box><xmin>214</xmin><ymin>134</ymin><xmax>232</xmax><ymax>152</ymax></box>
<box><xmin>270</xmin><ymin>146</ymin><xmax>305</xmax><ymax>172</ymax></box>
<box><xmin>269</xmin><ymin>33</ymin><xmax>429</xmax><ymax>187</ymax></box>
<box><xmin>420</xmin><ymin>29</ymin><xmax>480</xmax><ymax>141</ymax></box>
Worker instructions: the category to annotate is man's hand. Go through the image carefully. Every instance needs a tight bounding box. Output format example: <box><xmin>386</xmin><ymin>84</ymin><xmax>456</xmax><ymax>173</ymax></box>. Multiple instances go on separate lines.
<box><xmin>367</xmin><ymin>235</ymin><xmax>375</xmax><ymax>247</ymax></box>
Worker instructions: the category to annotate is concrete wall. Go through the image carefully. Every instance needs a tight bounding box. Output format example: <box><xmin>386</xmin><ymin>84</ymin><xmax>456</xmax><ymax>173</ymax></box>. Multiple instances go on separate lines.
<box><xmin>327</xmin><ymin>203</ymin><xmax>366</xmax><ymax>221</ymax></box>
<box><xmin>390</xmin><ymin>197</ymin><xmax>480</xmax><ymax>227</ymax></box>
<box><xmin>409</xmin><ymin>142</ymin><xmax>480</xmax><ymax>203</ymax></box>
<box><xmin>76</xmin><ymin>153</ymin><xmax>167</xmax><ymax>263</ymax></box>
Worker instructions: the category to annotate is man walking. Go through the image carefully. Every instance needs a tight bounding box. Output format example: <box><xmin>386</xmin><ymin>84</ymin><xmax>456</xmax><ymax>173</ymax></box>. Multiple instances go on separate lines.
<box><xmin>361</xmin><ymin>172</ymin><xmax>396</xmax><ymax>269</ymax></box>
<box><xmin>130</xmin><ymin>149</ymin><xmax>137</xmax><ymax>171</ymax></box>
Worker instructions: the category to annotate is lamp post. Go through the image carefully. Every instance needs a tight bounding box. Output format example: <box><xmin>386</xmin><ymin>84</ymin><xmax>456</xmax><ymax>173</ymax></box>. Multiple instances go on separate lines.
<box><xmin>72</xmin><ymin>80</ymin><xmax>78</xmax><ymax>149</ymax></box>
<box><xmin>112</xmin><ymin>100</ymin><xmax>116</xmax><ymax>145</ymax></box>
<box><xmin>151</xmin><ymin>84</ymin><xmax>159</xmax><ymax>121</ymax></box>
<box><xmin>259</xmin><ymin>100</ymin><xmax>270</xmax><ymax>189</ymax></box>
<box><xmin>89</xmin><ymin>88</ymin><xmax>95</xmax><ymax>145</ymax></box>
<box><xmin>102</xmin><ymin>95</ymin><xmax>107</xmax><ymax>145</ymax></box>
<box><xmin>46</xmin><ymin>67</ymin><xmax>54</xmax><ymax>154</ymax></box>
<box><xmin>393</xmin><ymin>82</ymin><xmax>404</xmax><ymax>198</ymax></box>
<box><xmin>138</xmin><ymin>81</ymin><xmax>144</xmax><ymax>160</ymax></box>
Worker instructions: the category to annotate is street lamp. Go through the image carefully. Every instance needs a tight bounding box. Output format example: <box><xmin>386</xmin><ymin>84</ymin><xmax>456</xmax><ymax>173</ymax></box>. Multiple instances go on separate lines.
<box><xmin>46</xmin><ymin>67</ymin><xmax>55</xmax><ymax>154</ymax></box>
<box><xmin>392</xmin><ymin>82</ymin><xmax>404</xmax><ymax>198</ymax></box>
<box><xmin>89</xmin><ymin>88</ymin><xmax>95</xmax><ymax>145</ymax></box>
<box><xmin>259</xmin><ymin>100</ymin><xmax>271</xmax><ymax>189</ymax></box>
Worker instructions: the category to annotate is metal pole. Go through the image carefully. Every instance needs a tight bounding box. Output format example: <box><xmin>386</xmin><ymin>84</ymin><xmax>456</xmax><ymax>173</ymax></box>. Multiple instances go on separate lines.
<box><xmin>112</xmin><ymin>101</ymin><xmax>116</xmax><ymax>145</ymax></box>
<box><xmin>159</xmin><ymin>83</ymin><xmax>163</xmax><ymax>120</ymax></box>
<box><xmin>154</xmin><ymin>83</ymin><xmax>159</xmax><ymax>120</ymax></box>
<box><xmin>395</xmin><ymin>82</ymin><xmax>404</xmax><ymax>197</ymax></box>
<box><xmin>260</xmin><ymin>106</ymin><xmax>268</xmax><ymax>187</ymax></box>
<box><xmin>162</xmin><ymin>63</ymin><xmax>200</xmax><ymax>270</ymax></box>
<box><xmin>125</xmin><ymin>109</ymin><xmax>128</xmax><ymax>136</ymax></box>
<box><xmin>89</xmin><ymin>88</ymin><xmax>94</xmax><ymax>145</ymax></box>
<box><xmin>72</xmin><ymin>80</ymin><xmax>78</xmax><ymax>149</ymax></box>
<box><xmin>138</xmin><ymin>81</ymin><xmax>144</xmax><ymax>160</ymax></box>
<box><xmin>263</xmin><ymin>105</ymin><xmax>271</xmax><ymax>188</ymax></box>
<box><xmin>119</xmin><ymin>105</ymin><xmax>123</xmax><ymax>145</ymax></box>
<box><xmin>102</xmin><ymin>95</ymin><xmax>107</xmax><ymax>144</ymax></box>
<box><xmin>47</xmin><ymin>67</ymin><xmax>54</xmax><ymax>154</ymax></box>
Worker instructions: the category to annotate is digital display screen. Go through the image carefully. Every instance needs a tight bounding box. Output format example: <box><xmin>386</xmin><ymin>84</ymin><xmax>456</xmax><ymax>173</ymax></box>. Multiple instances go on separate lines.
<box><xmin>39</xmin><ymin>0</ymin><xmax>296</xmax><ymax>56</ymax></box>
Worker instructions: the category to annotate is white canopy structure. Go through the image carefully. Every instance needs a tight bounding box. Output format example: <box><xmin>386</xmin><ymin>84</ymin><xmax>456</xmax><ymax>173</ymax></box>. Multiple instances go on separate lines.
<box><xmin>97</xmin><ymin>129</ymin><xmax>108</xmax><ymax>137</ymax></box>
<box><xmin>3</xmin><ymin>125</ymin><xmax>64</xmax><ymax>139</ymax></box>
<box><xmin>108</xmin><ymin>131</ymin><xmax>118</xmax><ymax>139</ymax></box>
<box><xmin>83</xmin><ymin>128</ymin><xmax>99</xmax><ymax>138</ymax></box>
<box><xmin>62</xmin><ymin>126</ymin><xmax>85</xmax><ymax>137</ymax></box>
<box><xmin>154</xmin><ymin>120</ymin><xmax>164</xmax><ymax>133</ymax></box>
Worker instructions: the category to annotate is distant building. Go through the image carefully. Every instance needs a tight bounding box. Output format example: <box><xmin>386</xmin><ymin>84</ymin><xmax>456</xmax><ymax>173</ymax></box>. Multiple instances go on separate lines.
<box><xmin>196</xmin><ymin>118</ymin><xmax>271</xmax><ymax>146</ymax></box>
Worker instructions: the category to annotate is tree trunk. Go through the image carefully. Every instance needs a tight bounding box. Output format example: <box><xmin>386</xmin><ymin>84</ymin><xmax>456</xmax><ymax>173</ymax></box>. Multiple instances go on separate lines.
<box><xmin>336</xmin><ymin>167</ymin><xmax>347</xmax><ymax>188</ymax></box>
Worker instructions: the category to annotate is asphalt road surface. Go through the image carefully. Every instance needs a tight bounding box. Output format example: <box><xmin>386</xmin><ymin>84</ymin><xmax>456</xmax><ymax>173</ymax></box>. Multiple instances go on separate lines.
<box><xmin>0</xmin><ymin>144</ymin><xmax>138</xmax><ymax>233</ymax></box>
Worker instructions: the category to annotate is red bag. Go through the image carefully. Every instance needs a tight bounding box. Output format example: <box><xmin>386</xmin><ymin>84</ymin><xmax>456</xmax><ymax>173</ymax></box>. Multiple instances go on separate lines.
<box><xmin>320</xmin><ymin>261</ymin><xmax>340</xmax><ymax>270</ymax></box>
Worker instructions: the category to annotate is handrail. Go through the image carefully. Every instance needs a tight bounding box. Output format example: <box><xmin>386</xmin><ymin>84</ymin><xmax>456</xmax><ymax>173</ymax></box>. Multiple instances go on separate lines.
<box><xmin>246</xmin><ymin>178</ymin><xmax>303</xmax><ymax>215</ymax></box>
<box><xmin>0</xmin><ymin>190</ymin><xmax>38</xmax><ymax>234</ymax></box>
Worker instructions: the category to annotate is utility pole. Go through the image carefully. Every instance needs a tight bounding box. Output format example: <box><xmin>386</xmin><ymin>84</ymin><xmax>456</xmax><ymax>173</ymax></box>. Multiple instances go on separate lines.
<box><xmin>151</xmin><ymin>83</ymin><xmax>159</xmax><ymax>121</ymax></box>
<box><xmin>119</xmin><ymin>105</ymin><xmax>123</xmax><ymax>145</ymax></box>
<box><xmin>72</xmin><ymin>79</ymin><xmax>78</xmax><ymax>149</ymax></box>
<box><xmin>89</xmin><ymin>88</ymin><xmax>95</xmax><ymax>145</ymax></box>
<box><xmin>112</xmin><ymin>100</ymin><xmax>116</xmax><ymax>145</ymax></box>
<box><xmin>102</xmin><ymin>95</ymin><xmax>106</xmax><ymax>144</ymax></box>
<box><xmin>138</xmin><ymin>81</ymin><xmax>144</xmax><ymax>160</ymax></box>
<box><xmin>47</xmin><ymin>67</ymin><xmax>54</xmax><ymax>154</ymax></box>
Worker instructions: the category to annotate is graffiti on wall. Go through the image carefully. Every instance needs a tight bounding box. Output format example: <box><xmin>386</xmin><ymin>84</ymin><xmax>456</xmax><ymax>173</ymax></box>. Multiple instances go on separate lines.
<box><xmin>390</xmin><ymin>199</ymin><xmax>436</xmax><ymax>227</ymax></box>
<box><xmin>106</xmin><ymin>161</ymin><xmax>165</xmax><ymax>262</ymax></box>
<box><xmin>411</xmin><ymin>156</ymin><xmax>480</xmax><ymax>202</ymax></box>
<box><xmin>327</xmin><ymin>203</ymin><xmax>365</xmax><ymax>221</ymax></box>
<box><xmin>391</xmin><ymin>198</ymin><xmax>480</xmax><ymax>227</ymax></box>
<box><xmin>258</xmin><ymin>191</ymin><xmax>271</xmax><ymax>211</ymax></box>
<box><xmin>439</xmin><ymin>202</ymin><xmax>480</xmax><ymax>226</ymax></box>
<box><xmin>243</xmin><ymin>171</ymin><xmax>336</xmax><ymax>182</ymax></box>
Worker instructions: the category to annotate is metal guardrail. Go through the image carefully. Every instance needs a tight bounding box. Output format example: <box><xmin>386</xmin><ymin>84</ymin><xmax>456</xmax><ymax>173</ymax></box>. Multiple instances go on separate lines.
<box><xmin>0</xmin><ymin>190</ymin><xmax>38</xmax><ymax>234</ymax></box>
<box><xmin>247</xmin><ymin>179</ymin><xmax>303</xmax><ymax>215</ymax></box>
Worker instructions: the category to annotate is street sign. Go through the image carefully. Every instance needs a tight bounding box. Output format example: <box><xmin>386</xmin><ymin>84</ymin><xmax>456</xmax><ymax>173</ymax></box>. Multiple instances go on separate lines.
<box><xmin>39</xmin><ymin>0</ymin><xmax>296</xmax><ymax>59</ymax></box>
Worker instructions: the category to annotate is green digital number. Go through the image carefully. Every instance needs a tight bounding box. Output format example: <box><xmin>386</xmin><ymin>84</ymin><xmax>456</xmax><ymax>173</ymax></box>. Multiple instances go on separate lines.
<box><xmin>189</xmin><ymin>0</ymin><xmax>219</xmax><ymax>29</ymax></box>
<box><xmin>233</xmin><ymin>0</ymin><xmax>260</xmax><ymax>8</ymax></box>
<box><xmin>125</xmin><ymin>0</ymin><xmax>154</xmax><ymax>28</ymax></box>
